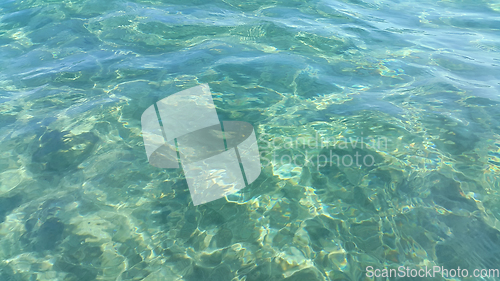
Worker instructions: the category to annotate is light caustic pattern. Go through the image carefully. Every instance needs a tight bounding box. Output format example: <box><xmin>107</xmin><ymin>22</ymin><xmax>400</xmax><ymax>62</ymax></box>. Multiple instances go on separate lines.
<box><xmin>0</xmin><ymin>0</ymin><xmax>499</xmax><ymax>280</ymax></box>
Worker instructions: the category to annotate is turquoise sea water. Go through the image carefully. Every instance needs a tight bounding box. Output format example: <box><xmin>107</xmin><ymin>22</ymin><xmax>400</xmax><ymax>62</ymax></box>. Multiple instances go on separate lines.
<box><xmin>1</xmin><ymin>0</ymin><xmax>500</xmax><ymax>280</ymax></box>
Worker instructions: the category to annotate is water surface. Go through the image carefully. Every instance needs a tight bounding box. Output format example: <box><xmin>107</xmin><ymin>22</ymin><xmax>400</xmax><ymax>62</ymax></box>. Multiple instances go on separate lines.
<box><xmin>0</xmin><ymin>0</ymin><xmax>499</xmax><ymax>280</ymax></box>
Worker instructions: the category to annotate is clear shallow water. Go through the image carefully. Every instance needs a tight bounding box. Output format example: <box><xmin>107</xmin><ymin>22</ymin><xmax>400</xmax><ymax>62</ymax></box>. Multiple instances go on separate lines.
<box><xmin>0</xmin><ymin>0</ymin><xmax>499</xmax><ymax>280</ymax></box>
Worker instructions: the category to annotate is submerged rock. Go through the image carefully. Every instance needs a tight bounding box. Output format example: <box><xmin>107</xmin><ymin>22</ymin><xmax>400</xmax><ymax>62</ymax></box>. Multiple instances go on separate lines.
<box><xmin>0</xmin><ymin>194</ymin><xmax>22</xmax><ymax>223</ymax></box>
<box><xmin>31</xmin><ymin>130</ymin><xmax>98</xmax><ymax>172</ymax></box>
